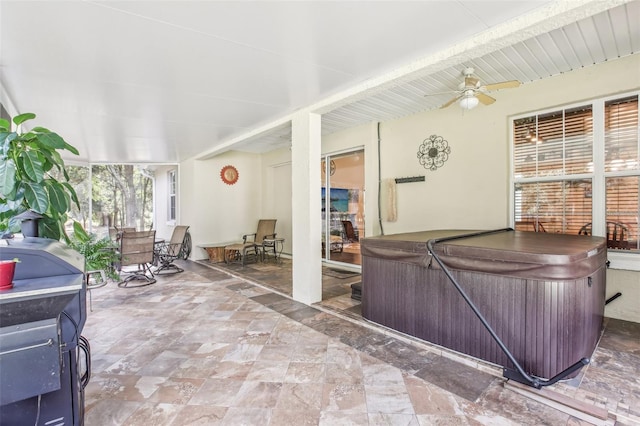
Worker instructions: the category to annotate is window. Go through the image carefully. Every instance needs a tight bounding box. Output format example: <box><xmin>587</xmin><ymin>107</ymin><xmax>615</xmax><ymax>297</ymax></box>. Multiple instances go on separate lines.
<box><xmin>92</xmin><ymin>165</ymin><xmax>154</xmax><ymax>235</ymax></box>
<box><xmin>512</xmin><ymin>93</ymin><xmax>639</xmax><ymax>255</ymax></box>
<box><xmin>168</xmin><ymin>170</ymin><xmax>177</xmax><ymax>222</ymax></box>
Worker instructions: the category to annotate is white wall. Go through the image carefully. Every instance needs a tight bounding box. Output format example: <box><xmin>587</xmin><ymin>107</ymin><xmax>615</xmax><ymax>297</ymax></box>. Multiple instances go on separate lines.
<box><xmin>379</xmin><ymin>108</ymin><xmax>509</xmax><ymax>234</ymax></box>
<box><xmin>261</xmin><ymin>147</ymin><xmax>292</xmax><ymax>254</ymax></box>
<box><xmin>181</xmin><ymin>151</ymin><xmax>262</xmax><ymax>260</ymax></box>
<box><xmin>606</xmin><ymin>269</ymin><xmax>640</xmax><ymax>322</ymax></box>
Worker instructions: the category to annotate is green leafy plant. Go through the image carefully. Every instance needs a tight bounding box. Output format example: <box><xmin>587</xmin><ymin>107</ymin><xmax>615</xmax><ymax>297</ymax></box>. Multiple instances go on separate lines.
<box><xmin>0</xmin><ymin>113</ymin><xmax>80</xmax><ymax>240</ymax></box>
<box><xmin>68</xmin><ymin>221</ymin><xmax>120</xmax><ymax>281</ymax></box>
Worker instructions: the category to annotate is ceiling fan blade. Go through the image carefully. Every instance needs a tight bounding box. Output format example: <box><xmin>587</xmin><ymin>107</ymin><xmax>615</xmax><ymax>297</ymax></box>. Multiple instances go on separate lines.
<box><xmin>440</xmin><ymin>95</ymin><xmax>462</xmax><ymax>109</ymax></box>
<box><xmin>477</xmin><ymin>92</ymin><xmax>496</xmax><ymax>105</ymax></box>
<box><xmin>464</xmin><ymin>76</ymin><xmax>479</xmax><ymax>88</ymax></box>
<box><xmin>484</xmin><ymin>80</ymin><xmax>521</xmax><ymax>91</ymax></box>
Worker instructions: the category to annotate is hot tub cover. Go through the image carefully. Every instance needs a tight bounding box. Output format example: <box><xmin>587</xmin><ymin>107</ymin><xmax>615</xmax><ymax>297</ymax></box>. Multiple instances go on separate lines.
<box><xmin>361</xmin><ymin>229</ymin><xmax>607</xmax><ymax>280</ymax></box>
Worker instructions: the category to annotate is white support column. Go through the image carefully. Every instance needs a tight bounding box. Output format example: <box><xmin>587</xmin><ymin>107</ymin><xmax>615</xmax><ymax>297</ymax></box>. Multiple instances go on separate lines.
<box><xmin>291</xmin><ymin>111</ymin><xmax>322</xmax><ymax>305</ymax></box>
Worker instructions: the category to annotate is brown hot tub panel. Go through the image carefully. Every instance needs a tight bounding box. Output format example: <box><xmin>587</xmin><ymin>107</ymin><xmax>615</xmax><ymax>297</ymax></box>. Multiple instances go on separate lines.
<box><xmin>361</xmin><ymin>229</ymin><xmax>607</xmax><ymax>385</ymax></box>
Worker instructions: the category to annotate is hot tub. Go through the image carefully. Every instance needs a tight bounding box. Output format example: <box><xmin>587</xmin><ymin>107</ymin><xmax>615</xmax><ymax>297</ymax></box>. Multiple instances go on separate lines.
<box><xmin>361</xmin><ymin>229</ymin><xmax>607</xmax><ymax>381</ymax></box>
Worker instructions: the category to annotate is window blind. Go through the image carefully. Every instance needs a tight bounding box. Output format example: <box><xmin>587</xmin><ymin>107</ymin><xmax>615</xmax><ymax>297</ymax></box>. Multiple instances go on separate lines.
<box><xmin>513</xmin><ymin>93</ymin><xmax>639</xmax><ymax>251</ymax></box>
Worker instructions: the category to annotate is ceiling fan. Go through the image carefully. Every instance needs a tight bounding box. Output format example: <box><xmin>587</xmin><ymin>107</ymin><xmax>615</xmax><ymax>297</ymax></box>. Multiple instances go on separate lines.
<box><xmin>429</xmin><ymin>67</ymin><xmax>521</xmax><ymax>110</ymax></box>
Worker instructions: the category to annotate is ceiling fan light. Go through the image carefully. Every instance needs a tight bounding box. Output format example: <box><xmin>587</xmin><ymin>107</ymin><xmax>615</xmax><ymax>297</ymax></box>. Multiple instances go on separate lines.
<box><xmin>459</xmin><ymin>95</ymin><xmax>479</xmax><ymax>110</ymax></box>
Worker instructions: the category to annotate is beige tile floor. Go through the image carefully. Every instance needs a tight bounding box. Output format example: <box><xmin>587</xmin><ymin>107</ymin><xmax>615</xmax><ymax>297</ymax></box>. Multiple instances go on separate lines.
<box><xmin>82</xmin><ymin>260</ymin><xmax>639</xmax><ymax>425</ymax></box>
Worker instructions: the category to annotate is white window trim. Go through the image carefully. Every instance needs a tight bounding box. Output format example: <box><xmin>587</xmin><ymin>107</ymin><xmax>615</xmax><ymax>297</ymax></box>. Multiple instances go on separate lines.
<box><xmin>509</xmin><ymin>90</ymin><xmax>640</xmax><ymax>271</ymax></box>
<box><xmin>608</xmin><ymin>251</ymin><xmax>639</xmax><ymax>271</ymax></box>
<box><xmin>167</xmin><ymin>169</ymin><xmax>177</xmax><ymax>225</ymax></box>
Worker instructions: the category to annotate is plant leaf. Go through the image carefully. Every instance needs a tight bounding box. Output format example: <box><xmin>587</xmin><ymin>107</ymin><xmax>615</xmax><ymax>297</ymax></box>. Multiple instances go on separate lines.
<box><xmin>45</xmin><ymin>181</ymin><xmax>70</xmax><ymax>214</ymax></box>
<box><xmin>0</xmin><ymin>132</ymin><xmax>17</xmax><ymax>157</ymax></box>
<box><xmin>72</xmin><ymin>221</ymin><xmax>90</xmax><ymax>242</ymax></box>
<box><xmin>36</xmin><ymin>132</ymin><xmax>66</xmax><ymax>149</ymax></box>
<box><xmin>39</xmin><ymin>148</ymin><xmax>57</xmax><ymax>172</ymax></box>
<box><xmin>39</xmin><ymin>216</ymin><xmax>61</xmax><ymax>241</ymax></box>
<box><xmin>13</xmin><ymin>113</ymin><xmax>36</xmax><ymax>126</ymax></box>
<box><xmin>0</xmin><ymin>160</ymin><xmax>16</xmax><ymax>196</ymax></box>
<box><xmin>31</xmin><ymin>126</ymin><xmax>51</xmax><ymax>133</ymax></box>
<box><xmin>47</xmin><ymin>150</ymin><xmax>64</xmax><ymax>172</ymax></box>
<box><xmin>0</xmin><ymin>118</ymin><xmax>10</xmax><ymax>132</ymax></box>
<box><xmin>58</xmin><ymin>213</ymin><xmax>71</xmax><ymax>242</ymax></box>
<box><xmin>64</xmin><ymin>142</ymin><xmax>80</xmax><ymax>156</ymax></box>
<box><xmin>20</xmin><ymin>133</ymin><xmax>37</xmax><ymax>142</ymax></box>
<box><xmin>6</xmin><ymin>208</ymin><xmax>26</xmax><ymax>232</ymax></box>
<box><xmin>23</xmin><ymin>182</ymin><xmax>49</xmax><ymax>213</ymax></box>
<box><xmin>19</xmin><ymin>151</ymin><xmax>45</xmax><ymax>183</ymax></box>
<box><xmin>61</xmin><ymin>181</ymin><xmax>80</xmax><ymax>209</ymax></box>
<box><xmin>0</xmin><ymin>131</ymin><xmax>14</xmax><ymax>143</ymax></box>
<box><xmin>3</xmin><ymin>187</ymin><xmax>23</xmax><ymax>205</ymax></box>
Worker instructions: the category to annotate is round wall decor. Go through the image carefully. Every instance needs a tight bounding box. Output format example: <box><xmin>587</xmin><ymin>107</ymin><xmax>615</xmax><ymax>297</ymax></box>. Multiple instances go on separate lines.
<box><xmin>220</xmin><ymin>165</ymin><xmax>239</xmax><ymax>185</ymax></box>
<box><xmin>321</xmin><ymin>159</ymin><xmax>336</xmax><ymax>176</ymax></box>
<box><xmin>417</xmin><ymin>135</ymin><xmax>451</xmax><ymax>171</ymax></box>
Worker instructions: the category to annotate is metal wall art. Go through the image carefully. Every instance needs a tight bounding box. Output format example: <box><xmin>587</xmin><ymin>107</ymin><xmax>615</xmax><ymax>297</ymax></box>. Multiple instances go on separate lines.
<box><xmin>321</xmin><ymin>159</ymin><xmax>336</xmax><ymax>176</ymax></box>
<box><xmin>417</xmin><ymin>135</ymin><xmax>451</xmax><ymax>171</ymax></box>
<box><xmin>220</xmin><ymin>165</ymin><xmax>239</xmax><ymax>185</ymax></box>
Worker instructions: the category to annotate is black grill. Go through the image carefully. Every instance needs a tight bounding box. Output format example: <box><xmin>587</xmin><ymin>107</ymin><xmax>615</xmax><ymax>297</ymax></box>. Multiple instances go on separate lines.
<box><xmin>0</xmin><ymin>237</ymin><xmax>90</xmax><ymax>425</ymax></box>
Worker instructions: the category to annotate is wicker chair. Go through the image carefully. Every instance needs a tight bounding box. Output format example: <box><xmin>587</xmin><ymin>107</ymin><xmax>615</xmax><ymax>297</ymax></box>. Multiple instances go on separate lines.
<box><xmin>109</xmin><ymin>226</ymin><xmax>135</xmax><ymax>242</ymax></box>
<box><xmin>341</xmin><ymin>220</ymin><xmax>359</xmax><ymax>242</ymax></box>
<box><xmin>117</xmin><ymin>230</ymin><xmax>157</xmax><ymax>287</ymax></box>
<box><xmin>154</xmin><ymin>225</ymin><xmax>191</xmax><ymax>274</ymax></box>
<box><xmin>225</xmin><ymin>219</ymin><xmax>276</xmax><ymax>266</ymax></box>
<box><xmin>579</xmin><ymin>221</ymin><xmax>630</xmax><ymax>250</ymax></box>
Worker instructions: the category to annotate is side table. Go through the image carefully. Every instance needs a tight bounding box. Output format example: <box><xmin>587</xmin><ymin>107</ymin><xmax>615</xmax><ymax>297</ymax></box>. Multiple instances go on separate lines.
<box><xmin>262</xmin><ymin>238</ymin><xmax>285</xmax><ymax>263</ymax></box>
<box><xmin>198</xmin><ymin>242</ymin><xmax>237</xmax><ymax>263</ymax></box>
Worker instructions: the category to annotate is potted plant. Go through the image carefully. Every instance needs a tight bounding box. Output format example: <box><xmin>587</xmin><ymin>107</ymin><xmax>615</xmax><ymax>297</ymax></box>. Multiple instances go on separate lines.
<box><xmin>0</xmin><ymin>113</ymin><xmax>80</xmax><ymax>240</ymax></box>
<box><xmin>0</xmin><ymin>258</ymin><xmax>20</xmax><ymax>290</ymax></box>
<box><xmin>68</xmin><ymin>221</ymin><xmax>121</xmax><ymax>282</ymax></box>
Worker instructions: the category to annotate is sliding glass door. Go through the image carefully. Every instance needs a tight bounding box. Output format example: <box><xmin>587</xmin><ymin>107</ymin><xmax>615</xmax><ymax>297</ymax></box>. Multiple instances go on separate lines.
<box><xmin>321</xmin><ymin>150</ymin><xmax>364</xmax><ymax>266</ymax></box>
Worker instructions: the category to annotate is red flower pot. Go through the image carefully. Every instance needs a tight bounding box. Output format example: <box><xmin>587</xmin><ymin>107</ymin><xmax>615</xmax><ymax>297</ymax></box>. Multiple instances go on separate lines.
<box><xmin>0</xmin><ymin>260</ymin><xmax>17</xmax><ymax>290</ymax></box>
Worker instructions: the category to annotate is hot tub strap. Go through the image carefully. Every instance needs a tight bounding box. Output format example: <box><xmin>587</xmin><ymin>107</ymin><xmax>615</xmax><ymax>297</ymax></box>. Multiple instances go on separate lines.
<box><xmin>427</xmin><ymin>228</ymin><xmax>590</xmax><ymax>389</ymax></box>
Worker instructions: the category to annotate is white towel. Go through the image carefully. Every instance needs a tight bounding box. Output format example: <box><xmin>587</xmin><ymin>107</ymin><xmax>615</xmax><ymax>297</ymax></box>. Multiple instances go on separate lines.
<box><xmin>384</xmin><ymin>179</ymin><xmax>397</xmax><ymax>222</ymax></box>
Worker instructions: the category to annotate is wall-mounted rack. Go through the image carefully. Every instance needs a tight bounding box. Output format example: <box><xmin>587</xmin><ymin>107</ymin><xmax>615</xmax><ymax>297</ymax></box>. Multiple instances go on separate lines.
<box><xmin>395</xmin><ymin>176</ymin><xmax>425</xmax><ymax>184</ymax></box>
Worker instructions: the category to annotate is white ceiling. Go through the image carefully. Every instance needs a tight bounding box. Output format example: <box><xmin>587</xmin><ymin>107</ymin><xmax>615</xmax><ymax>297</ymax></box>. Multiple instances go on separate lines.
<box><xmin>1</xmin><ymin>1</ymin><xmax>638</xmax><ymax>164</ymax></box>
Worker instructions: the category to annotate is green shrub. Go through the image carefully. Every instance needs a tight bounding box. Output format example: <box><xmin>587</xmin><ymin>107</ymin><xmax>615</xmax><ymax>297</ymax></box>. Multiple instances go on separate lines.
<box><xmin>68</xmin><ymin>221</ymin><xmax>120</xmax><ymax>281</ymax></box>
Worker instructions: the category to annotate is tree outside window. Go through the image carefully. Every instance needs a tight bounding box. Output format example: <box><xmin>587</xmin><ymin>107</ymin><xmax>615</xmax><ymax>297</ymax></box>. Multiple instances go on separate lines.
<box><xmin>51</xmin><ymin>164</ymin><xmax>154</xmax><ymax>238</ymax></box>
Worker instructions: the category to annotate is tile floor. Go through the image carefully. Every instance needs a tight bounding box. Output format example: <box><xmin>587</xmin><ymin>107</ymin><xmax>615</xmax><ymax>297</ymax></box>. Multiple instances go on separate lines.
<box><xmin>82</xmin><ymin>259</ymin><xmax>640</xmax><ymax>425</ymax></box>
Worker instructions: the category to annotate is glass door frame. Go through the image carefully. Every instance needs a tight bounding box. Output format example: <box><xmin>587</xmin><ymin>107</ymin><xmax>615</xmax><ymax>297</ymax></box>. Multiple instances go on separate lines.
<box><xmin>321</xmin><ymin>148</ymin><xmax>364</xmax><ymax>267</ymax></box>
